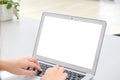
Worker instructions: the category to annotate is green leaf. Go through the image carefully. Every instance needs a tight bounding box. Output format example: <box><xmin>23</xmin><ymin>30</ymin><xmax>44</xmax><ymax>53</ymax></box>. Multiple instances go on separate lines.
<box><xmin>7</xmin><ymin>3</ymin><xmax>12</xmax><ymax>9</ymax></box>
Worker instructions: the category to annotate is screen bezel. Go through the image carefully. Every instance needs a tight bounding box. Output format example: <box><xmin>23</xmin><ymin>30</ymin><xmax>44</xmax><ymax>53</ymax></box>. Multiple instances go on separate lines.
<box><xmin>33</xmin><ymin>12</ymin><xmax>106</xmax><ymax>75</ymax></box>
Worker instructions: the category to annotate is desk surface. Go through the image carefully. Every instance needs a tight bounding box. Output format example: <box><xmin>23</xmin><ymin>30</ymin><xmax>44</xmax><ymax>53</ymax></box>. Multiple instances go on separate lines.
<box><xmin>1</xmin><ymin>18</ymin><xmax>120</xmax><ymax>80</ymax></box>
<box><xmin>1</xmin><ymin>17</ymin><xmax>40</xmax><ymax>59</ymax></box>
<box><xmin>95</xmin><ymin>35</ymin><xmax>120</xmax><ymax>80</ymax></box>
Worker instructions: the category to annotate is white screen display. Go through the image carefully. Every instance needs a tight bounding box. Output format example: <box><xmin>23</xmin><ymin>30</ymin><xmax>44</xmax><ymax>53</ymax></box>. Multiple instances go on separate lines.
<box><xmin>36</xmin><ymin>16</ymin><xmax>102</xmax><ymax>69</ymax></box>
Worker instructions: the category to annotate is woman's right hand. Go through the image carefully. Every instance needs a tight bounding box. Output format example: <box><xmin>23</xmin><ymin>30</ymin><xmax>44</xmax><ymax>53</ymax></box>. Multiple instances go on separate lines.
<box><xmin>41</xmin><ymin>65</ymin><xmax>68</xmax><ymax>80</ymax></box>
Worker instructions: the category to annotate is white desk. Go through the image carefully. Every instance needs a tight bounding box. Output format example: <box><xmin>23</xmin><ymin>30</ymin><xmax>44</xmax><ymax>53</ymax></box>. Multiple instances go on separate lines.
<box><xmin>95</xmin><ymin>35</ymin><xmax>120</xmax><ymax>80</ymax></box>
<box><xmin>1</xmin><ymin>18</ymin><xmax>120</xmax><ymax>80</ymax></box>
<box><xmin>1</xmin><ymin>17</ymin><xmax>40</xmax><ymax>59</ymax></box>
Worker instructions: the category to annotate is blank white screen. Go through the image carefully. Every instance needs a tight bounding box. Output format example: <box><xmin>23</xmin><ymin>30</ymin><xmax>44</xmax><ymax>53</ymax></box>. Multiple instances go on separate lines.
<box><xmin>36</xmin><ymin>16</ymin><xmax>102</xmax><ymax>69</ymax></box>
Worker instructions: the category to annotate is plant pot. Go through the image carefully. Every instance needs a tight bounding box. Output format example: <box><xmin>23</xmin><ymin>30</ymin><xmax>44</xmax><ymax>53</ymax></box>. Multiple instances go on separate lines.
<box><xmin>0</xmin><ymin>4</ymin><xmax>13</xmax><ymax>21</ymax></box>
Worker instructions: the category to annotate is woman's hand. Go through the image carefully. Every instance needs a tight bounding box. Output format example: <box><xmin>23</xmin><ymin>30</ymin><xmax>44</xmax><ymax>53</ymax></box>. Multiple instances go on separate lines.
<box><xmin>1</xmin><ymin>57</ymin><xmax>42</xmax><ymax>76</ymax></box>
<box><xmin>41</xmin><ymin>65</ymin><xmax>67</xmax><ymax>80</ymax></box>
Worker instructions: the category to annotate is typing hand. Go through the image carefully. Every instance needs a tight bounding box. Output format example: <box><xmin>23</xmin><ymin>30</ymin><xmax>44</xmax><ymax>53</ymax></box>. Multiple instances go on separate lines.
<box><xmin>1</xmin><ymin>57</ymin><xmax>42</xmax><ymax>76</ymax></box>
<box><xmin>41</xmin><ymin>65</ymin><xmax>67</xmax><ymax>80</ymax></box>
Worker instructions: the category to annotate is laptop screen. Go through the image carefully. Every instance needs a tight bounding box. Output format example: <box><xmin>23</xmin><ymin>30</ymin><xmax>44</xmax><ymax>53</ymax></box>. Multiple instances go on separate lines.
<box><xmin>36</xmin><ymin>14</ymin><xmax>103</xmax><ymax>70</ymax></box>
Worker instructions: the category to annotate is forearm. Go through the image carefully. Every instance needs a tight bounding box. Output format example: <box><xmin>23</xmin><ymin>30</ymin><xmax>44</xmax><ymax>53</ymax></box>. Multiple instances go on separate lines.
<box><xmin>0</xmin><ymin>60</ymin><xmax>8</xmax><ymax>71</ymax></box>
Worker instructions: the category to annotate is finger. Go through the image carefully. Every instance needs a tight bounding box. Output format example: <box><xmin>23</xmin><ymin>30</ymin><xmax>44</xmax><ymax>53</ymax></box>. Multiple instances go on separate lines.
<box><xmin>63</xmin><ymin>72</ymin><xmax>68</xmax><ymax>77</ymax></box>
<box><xmin>28</xmin><ymin>58</ymin><xmax>42</xmax><ymax>71</ymax></box>
<box><xmin>20</xmin><ymin>69</ymin><xmax>35</xmax><ymax>76</ymax></box>
<box><xmin>29</xmin><ymin>58</ymin><xmax>42</xmax><ymax>70</ymax></box>
<box><xmin>27</xmin><ymin>62</ymin><xmax>42</xmax><ymax>71</ymax></box>
<box><xmin>63</xmin><ymin>73</ymin><xmax>68</xmax><ymax>79</ymax></box>
<box><xmin>39</xmin><ymin>63</ymin><xmax>43</xmax><ymax>71</ymax></box>
<box><xmin>53</xmin><ymin>65</ymin><xmax>59</xmax><ymax>70</ymax></box>
<box><xmin>58</xmin><ymin>67</ymin><xmax>64</xmax><ymax>72</ymax></box>
<box><xmin>28</xmin><ymin>58</ymin><xmax>39</xmax><ymax>66</ymax></box>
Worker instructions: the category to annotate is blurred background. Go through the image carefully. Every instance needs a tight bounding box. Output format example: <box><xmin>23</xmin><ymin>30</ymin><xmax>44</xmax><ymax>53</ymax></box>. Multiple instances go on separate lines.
<box><xmin>20</xmin><ymin>0</ymin><xmax>120</xmax><ymax>35</ymax></box>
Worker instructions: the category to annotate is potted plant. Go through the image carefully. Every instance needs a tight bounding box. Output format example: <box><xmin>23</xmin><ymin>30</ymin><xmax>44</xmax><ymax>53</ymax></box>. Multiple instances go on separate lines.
<box><xmin>0</xmin><ymin>0</ymin><xmax>20</xmax><ymax>21</ymax></box>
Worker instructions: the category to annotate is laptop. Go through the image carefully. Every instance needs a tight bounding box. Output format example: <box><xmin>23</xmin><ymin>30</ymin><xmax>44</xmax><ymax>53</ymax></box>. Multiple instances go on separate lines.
<box><xmin>1</xmin><ymin>12</ymin><xmax>106</xmax><ymax>80</ymax></box>
<box><xmin>32</xmin><ymin>12</ymin><xmax>106</xmax><ymax>80</ymax></box>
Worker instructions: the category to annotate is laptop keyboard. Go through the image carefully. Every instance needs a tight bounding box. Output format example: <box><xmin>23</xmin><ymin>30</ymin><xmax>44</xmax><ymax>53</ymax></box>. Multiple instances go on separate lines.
<box><xmin>27</xmin><ymin>62</ymin><xmax>85</xmax><ymax>80</ymax></box>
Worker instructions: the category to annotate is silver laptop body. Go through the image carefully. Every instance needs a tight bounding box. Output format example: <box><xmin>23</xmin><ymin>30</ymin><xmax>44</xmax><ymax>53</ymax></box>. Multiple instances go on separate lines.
<box><xmin>33</xmin><ymin>12</ymin><xmax>106</xmax><ymax>80</ymax></box>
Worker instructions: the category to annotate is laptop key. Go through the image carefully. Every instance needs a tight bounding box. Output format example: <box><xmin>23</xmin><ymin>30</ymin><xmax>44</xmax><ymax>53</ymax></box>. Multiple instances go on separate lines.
<box><xmin>64</xmin><ymin>70</ymin><xmax>85</xmax><ymax>80</ymax></box>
